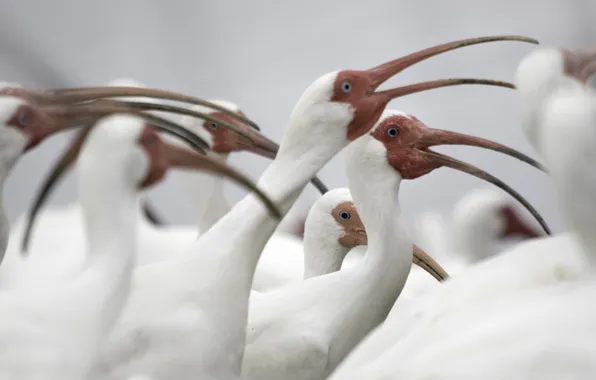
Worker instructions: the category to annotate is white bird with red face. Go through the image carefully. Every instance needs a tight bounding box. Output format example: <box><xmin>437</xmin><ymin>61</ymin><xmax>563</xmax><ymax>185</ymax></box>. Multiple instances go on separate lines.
<box><xmin>400</xmin><ymin>187</ymin><xmax>542</xmax><ymax>301</ymax></box>
<box><xmin>87</xmin><ymin>35</ymin><xmax>536</xmax><ymax>380</ymax></box>
<box><xmin>2</xmin><ymin>78</ymin><xmax>286</xmax><ymax>287</ymax></box>
<box><xmin>0</xmin><ymin>91</ymin><xmax>82</xmax><ymax>266</ymax></box>
<box><xmin>0</xmin><ymin>106</ymin><xmax>272</xmax><ymax>380</ymax></box>
<box><xmin>333</xmin><ymin>51</ymin><xmax>596</xmax><ymax>380</ymax></box>
<box><xmin>328</xmin><ymin>46</ymin><xmax>596</xmax><ymax>380</ymax></box>
<box><xmin>244</xmin><ymin>103</ymin><xmax>549</xmax><ymax>380</ymax></box>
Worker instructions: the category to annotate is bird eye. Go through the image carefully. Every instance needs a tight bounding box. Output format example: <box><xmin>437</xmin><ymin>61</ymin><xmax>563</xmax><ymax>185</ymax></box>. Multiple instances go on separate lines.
<box><xmin>387</xmin><ymin>127</ymin><xmax>399</xmax><ymax>137</ymax></box>
<box><xmin>339</xmin><ymin>210</ymin><xmax>351</xmax><ymax>221</ymax></box>
<box><xmin>16</xmin><ymin>108</ymin><xmax>29</xmax><ymax>128</ymax></box>
<box><xmin>340</xmin><ymin>80</ymin><xmax>352</xmax><ymax>94</ymax></box>
<box><xmin>209</xmin><ymin>122</ymin><xmax>218</xmax><ymax>130</ymax></box>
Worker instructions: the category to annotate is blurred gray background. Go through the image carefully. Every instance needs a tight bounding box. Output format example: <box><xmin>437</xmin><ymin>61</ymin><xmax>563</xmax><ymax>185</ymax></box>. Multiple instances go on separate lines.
<box><xmin>2</xmin><ymin>0</ymin><xmax>595</xmax><ymax>234</ymax></box>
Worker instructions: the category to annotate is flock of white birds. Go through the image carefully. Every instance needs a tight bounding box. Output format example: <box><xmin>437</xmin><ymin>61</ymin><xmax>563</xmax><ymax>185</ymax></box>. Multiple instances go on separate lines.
<box><xmin>0</xmin><ymin>34</ymin><xmax>592</xmax><ymax>380</ymax></box>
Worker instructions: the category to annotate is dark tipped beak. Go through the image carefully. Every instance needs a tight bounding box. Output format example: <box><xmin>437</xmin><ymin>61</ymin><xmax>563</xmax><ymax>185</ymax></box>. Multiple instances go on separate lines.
<box><xmin>414</xmin><ymin>127</ymin><xmax>546</xmax><ymax>172</ymax></box>
<box><xmin>46</xmin><ymin>87</ymin><xmax>261</xmax><ymax>131</ymax></box>
<box><xmin>500</xmin><ymin>205</ymin><xmax>542</xmax><ymax>239</ymax></box>
<box><xmin>412</xmin><ymin>244</ymin><xmax>449</xmax><ymax>281</ymax></box>
<box><xmin>231</xmin><ymin>126</ymin><xmax>330</xmax><ymax>195</ymax></box>
<box><xmin>233</xmin><ymin>125</ymin><xmax>280</xmax><ymax>159</ymax></box>
<box><xmin>563</xmin><ymin>47</ymin><xmax>596</xmax><ymax>84</ymax></box>
<box><xmin>420</xmin><ymin>149</ymin><xmax>551</xmax><ymax>235</ymax></box>
<box><xmin>365</xmin><ymin>35</ymin><xmax>537</xmax><ymax>96</ymax></box>
<box><xmin>163</xmin><ymin>141</ymin><xmax>281</xmax><ymax>219</ymax></box>
<box><xmin>367</xmin><ymin>35</ymin><xmax>537</xmax><ymax>89</ymax></box>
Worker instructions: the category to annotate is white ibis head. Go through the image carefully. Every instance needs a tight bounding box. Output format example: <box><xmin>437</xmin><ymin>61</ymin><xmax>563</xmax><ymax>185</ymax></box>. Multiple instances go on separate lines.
<box><xmin>280</xmin><ymin>36</ymin><xmax>537</xmax><ymax>157</ymax></box>
<box><xmin>347</xmin><ymin>109</ymin><xmax>551</xmax><ymax>234</ymax></box>
<box><xmin>515</xmin><ymin>46</ymin><xmax>596</xmax><ymax>148</ymax></box>
<box><xmin>0</xmin><ymin>96</ymin><xmax>74</xmax><ymax>156</ymax></box>
<box><xmin>452</xmin><ymin>188</ymin><xmax>541</xmax><ymax>244</ymax></box>
<box><xmin>304</xmin><ymin>188</ymin><xmax>367</xmax><ymax>249</ymax></box>
<box><xmin>179</xmin><ymin>100</ymin><xmax>278</xmax><ymax>159</ymax></box>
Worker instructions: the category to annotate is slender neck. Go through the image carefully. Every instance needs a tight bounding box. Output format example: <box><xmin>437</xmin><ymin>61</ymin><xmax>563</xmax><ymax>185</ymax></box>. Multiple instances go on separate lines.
<box><xmin>196</xmin><ymin>132</ymin><xmax>346</xmax><ymax>287</ymax></box>
<box><xmin>0</xmin><ymin>143</ymin><xmax>23</xmax><ymax>263</ymax></box>
<box><xmin>0</xmin><ymin>177</ymin><xmax>9</xmax><ymax>263</ymax></box>
<box><xmin>79</xmin><ymin>163</ymin><xmax>137</xmax><ymax>275</ymax></box>
<box><xmin>346</xmin><ymin>145</ymin><xmax>413</xmax><ymax>312</ymax></box>
<box><xmin>556</xmin><ymin>167</ymin><xmax>596</xmax><ymax>268</ymax></box>
<box><xmin>303</xmin><ymin>233</ymin><xmax>351</xmax><ymax>279</ymax></box>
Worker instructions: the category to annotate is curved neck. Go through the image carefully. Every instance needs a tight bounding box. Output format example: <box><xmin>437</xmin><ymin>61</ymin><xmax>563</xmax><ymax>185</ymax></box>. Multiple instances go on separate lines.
<box><xmin>555</xmin><ymin>168</ymin><xmax>596</xmax><ymax>267</ymax></box>
<box><xmin>79</xmin><ymin>163</ymin><xmax>137</xmax><ymax>276</ymax></box>
<box><xmin>195</xmin><ymin>117</ymin><xmax>348</xmax><ymax>288</ymax></box>
<box><xmin>0</xmin><ymin>146</ymin><xmax>22</xmax><ymax>263</ymax></box>
<box><xmin>346</xmin><ymin>150</ymin><xmax>412</xmax><ymax>311</ymax></box>
<box><xmin>303</xmin><ymin>232</ymin><xmax>351</xmax><ymax>279</ymax></box>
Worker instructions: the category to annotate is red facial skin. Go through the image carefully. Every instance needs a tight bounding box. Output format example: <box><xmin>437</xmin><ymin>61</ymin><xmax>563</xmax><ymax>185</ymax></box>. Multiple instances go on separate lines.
<box><xmin>6</xmin><ymin>104</ymin><xmax>52</xmax><ymax>150</ymax></box>
<box><xmin>138</xmin><ymin>126</ymin><xmax>168</xmax><ymax>188</ymax></box>
<box><xmin>331</xmin><ymin>71</ymin><xmax>389</xmax><ymax>141</ymax></box>
<box><xmin>370</xmin><ymin>114</ymin><xmax>442</xmax><ymax>179</ymax></box>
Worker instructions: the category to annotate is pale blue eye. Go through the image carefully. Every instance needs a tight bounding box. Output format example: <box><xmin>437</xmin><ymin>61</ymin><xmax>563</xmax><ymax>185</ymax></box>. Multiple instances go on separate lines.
<box><xmin>387</xmin><ymin>128</ymin><xmax>398</xmax><ymax>137</ymax></box>
<box><xmin>341</xmin><ymin>80</ymin><xmax>352</xmax><ymax>93</ymax></box>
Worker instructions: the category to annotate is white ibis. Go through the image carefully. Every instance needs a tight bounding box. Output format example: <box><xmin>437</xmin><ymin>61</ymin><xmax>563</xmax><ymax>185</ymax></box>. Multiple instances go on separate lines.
<box><xmin>86</xmin><ymin>35</ymin><xmax>537</xmax><ymax>380</ymax></box>
<box><xmin>331</xmin><ymin>50</ymin><xmax>596</xmax><ymax>380</ymax></box>
<box><xmin>399</xmin><ymin>187</ymin><xmax>542</xmax><ymax>302</ymax></box>
<box><xmin>0</xmin><ymin>92</ymin><xmax>81</xmax><ymax>265</ymax></box>
<box><xmin>328</xmin><ymin>46</ymin><xmax>596</xmax><ymax>380</ymax></box>
<box><xmin>243</xmin><ymin>104</ymin><xmax>548</xmax><ymax>380</ymax></box>
<box><xmin>3</xmin><ymin>79</ymin><xmax>285</xmax><ymax>285</ymax></box>
<box><xmin>0</xmin><ymin>105</ymin><xmax>274</xmax><ymax>380</ymax></box>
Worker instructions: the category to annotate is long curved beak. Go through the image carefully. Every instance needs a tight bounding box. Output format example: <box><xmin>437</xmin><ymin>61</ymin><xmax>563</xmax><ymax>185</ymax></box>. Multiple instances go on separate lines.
<box><xmin>563</xmin><ymin>46</ymin><xmax>596</xmax><ymax>84</ymax></box>
<box><xmin>42</xmin><ymin>87</ymin><xmax>262</xmax><ymax>131</ymax></box>
<box><xmin>421</xmin><ymin>149</ymin><xmax>550</xmax><ymax>235</ymax></box>
<box><xmin>412</xmin><ymin>244</ymin><xmax>449</xmax><ymax>281</ymax></box>
<box><xmin>414</xmin><ymin>127</ymin><xmax>546</xmax><ymax>171</ymax></box>
<box><xmin>366</xmin><ymin>35</ymin><xmax>537</xmax><ymax>98</ymax></box>
<box><xmin>19</xmin><ymin>103</ymin><xmax>221</xmax><ymax>252</ymax></box>
<box><xmin>162</xmin><ymin>142</ymin><xmax>281</xmax><ymax>219</ymax></box>
<box><xmin>233</xmin><ymin>129</ymin><xmax>329</xmax><ymax>194</ymax></box>
<box><xmin>368</xmin><ymin>35</ymin><xmax>537</xmax><ymax>89</ymax></box>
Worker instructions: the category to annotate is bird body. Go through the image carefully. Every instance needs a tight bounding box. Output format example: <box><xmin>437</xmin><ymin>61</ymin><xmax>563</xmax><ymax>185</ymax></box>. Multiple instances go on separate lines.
<box><xmin>330</xmin><ymin>45</ymin><xmax>596</xmax><ymax>380</ymax></box>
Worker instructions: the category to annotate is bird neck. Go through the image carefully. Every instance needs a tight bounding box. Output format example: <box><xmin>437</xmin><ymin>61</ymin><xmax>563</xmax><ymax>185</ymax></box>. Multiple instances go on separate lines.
<box><xmin>78</xmin><ymin>163</ymin><xmax>137</xmax><ymax>275</ymax></box>
<box><xmin>0</xmin><ymin>184</ymin><xmax>9</xmax><ymax>264</ymax></box>
<box><xmin>303</xmin><ymin>232</ymin><xmax>351</xmax><ymax>279</ymax></box>
<box><xmin>554</xmin><ymin>167</ymin><xmax>596</xmax><ymax>268</ymax></box>
<box><xmin>195</xmin><ymin>127</ymin><xmax>346</xmax><ymax>290</ymax></box>
<box><xmin>0</xmin><ymin>136</ymin><xmax>24</xmax><ymax>262</ymax></box>
<box><xmin>347</xmin><ymin>151</ymin><xmax>412</xmax><ymax>311</ymax></box>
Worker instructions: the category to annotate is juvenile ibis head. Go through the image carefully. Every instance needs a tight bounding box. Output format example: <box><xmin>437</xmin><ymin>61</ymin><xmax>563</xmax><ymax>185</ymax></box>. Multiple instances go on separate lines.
<box><xmin>304</xmin><ymin>188</ymin><xmax>367</xmax><ymax>249</ymax></box>
<box><xmin>515</xmin><ymin>46</ymin><xmax>596</xmax><ymax>147</ymax></box>
<box><xmin>351</xmin><ymin>110</ymin><xmax>551</xmax><ymax>235</ymax></box>
<box><xmin>178</xmin><ymin>100</ymin><xmax>278</xmax><ymax>160</ymax></box>
<box><xmin>0</xmin><ymin>96</ymin><xmax>74</xmax><ymax>158</ymax></box>
<box><xmin>304</xmin><ymin>187</ymin><xmax>448</xmax><ymax>281</ymax></box>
